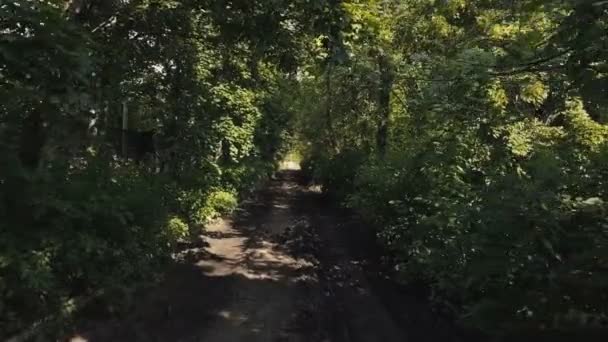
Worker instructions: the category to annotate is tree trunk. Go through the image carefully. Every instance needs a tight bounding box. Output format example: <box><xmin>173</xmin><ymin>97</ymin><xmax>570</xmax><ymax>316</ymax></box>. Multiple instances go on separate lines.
<box><xmin>19</xmin><ymin>109</ymin><xmax>45</xmax><ymax>170</ymax></box>
<box><xmin>325</xmin><ymin>63</ymin><xmax>338</xmax><ymax>152</ymax></box>
<box><xmin>376</xmin><ymin>53</ymin><xmax>394</xmax><ymax>158</ymax></box>
<box><xmin>121</xmin><ymin>101</ymin><xmax>129</xmax><ymax>158</ymax></box>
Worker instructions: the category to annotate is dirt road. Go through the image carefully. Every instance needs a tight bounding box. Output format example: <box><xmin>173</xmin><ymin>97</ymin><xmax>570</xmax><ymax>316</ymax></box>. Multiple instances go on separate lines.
<box><xmin>70</xmin><ymin>167</ymin><xmax>463</xmax><ymax>342</ymax></box>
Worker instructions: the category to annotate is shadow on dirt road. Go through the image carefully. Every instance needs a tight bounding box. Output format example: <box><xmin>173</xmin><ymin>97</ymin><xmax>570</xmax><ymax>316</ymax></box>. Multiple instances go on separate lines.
<box><xmin>69</xmin><ymin>169</ymin><xmax>468</xmax><ymax>342</ymax></box>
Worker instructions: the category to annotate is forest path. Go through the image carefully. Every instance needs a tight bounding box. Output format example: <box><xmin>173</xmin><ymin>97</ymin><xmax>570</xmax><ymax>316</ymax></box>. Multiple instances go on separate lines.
<box><xmin>70</xmin><ymin>165</ymin><xmax>459</xmax><ymax>342</ymax></box>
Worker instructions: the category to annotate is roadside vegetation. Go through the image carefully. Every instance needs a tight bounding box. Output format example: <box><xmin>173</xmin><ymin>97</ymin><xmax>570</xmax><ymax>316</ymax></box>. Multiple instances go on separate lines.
<box><xmin>2</xmin><ymin>0</ymin><xmax>607</xmax><ymax>339</ymax></box>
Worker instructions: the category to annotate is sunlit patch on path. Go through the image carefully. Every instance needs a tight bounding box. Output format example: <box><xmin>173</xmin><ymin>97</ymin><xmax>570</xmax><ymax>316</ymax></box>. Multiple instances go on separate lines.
<box><xmin>197</xmin><ymin>216</ymin><xmax>313</xmax><ymax>280</ymax></box>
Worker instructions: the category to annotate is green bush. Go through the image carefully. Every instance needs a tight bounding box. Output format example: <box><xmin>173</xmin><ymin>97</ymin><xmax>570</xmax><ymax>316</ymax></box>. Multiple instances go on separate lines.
<box><xmin>222</xmin><ymin>158</ymin><xmax>277</xmax><ymax>194</ymax></box>
<box><xmin>301</xmin><ymin>149</ymin><xmax>367</xmax><ymax>199</ymax></box>
<box><xmin>0</xmin><ymin>160</ymin><xmax>174</xmax><ymax>336</ymax></box>
<box><xmin>340</xmin><ymin>102</ymin><xmax>608</xmax><ymax>333</ymax></box>
<box><xmin>195</xmin><ymin>190</ymin><xmax>238</xmax><ymax>224</ymax></box>
<box><xmin>208</xmin><ymin>190</ymin><xmax>239</xmax><ymax>215</ymax></box>
<box><xmin>165</xmin><ymin>217</ymin><xmax>190</xmax><ymax>244</ymax></box>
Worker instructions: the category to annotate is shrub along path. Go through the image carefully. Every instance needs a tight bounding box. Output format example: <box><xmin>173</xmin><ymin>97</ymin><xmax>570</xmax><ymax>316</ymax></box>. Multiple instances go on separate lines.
<box><xmin>68</xmin><ymin>167</ymin><xmax>463</xmax><ymax>342</ymax></box>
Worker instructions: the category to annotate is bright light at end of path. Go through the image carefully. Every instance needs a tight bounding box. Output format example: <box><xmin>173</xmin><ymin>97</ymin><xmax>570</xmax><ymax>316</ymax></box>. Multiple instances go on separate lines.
<box><xmin>280</xmin><ymin>161</ymin><xmax>301</xmax><ymax>170</ymax></box>
<box><xmin>69</xmin><ymin>336</ymin><xmax>88</xmax><ymax>342</ymax></box>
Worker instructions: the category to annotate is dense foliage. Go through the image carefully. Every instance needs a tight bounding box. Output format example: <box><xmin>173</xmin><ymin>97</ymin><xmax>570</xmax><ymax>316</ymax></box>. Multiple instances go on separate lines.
<box><xmin>2</xmin><ymin>0</ymin><xmax>607</xmax><ymax>339</ymax></box>
<box><xmin>0</xmin><ymin>0</ymin><xmax>316</xmax><ymax>337</ymax></box>
<box><xmin>297</xmin><ymin>0</ymin><xmax>608</xmax><ymax>335</ymax></box>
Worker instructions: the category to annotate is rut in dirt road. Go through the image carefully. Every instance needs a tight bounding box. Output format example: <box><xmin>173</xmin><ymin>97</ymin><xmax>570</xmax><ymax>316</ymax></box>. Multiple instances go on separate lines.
<box><xmin>70</xmin><ymin>168</ymin><xmax>457</xmax><ymax>342</ymax></box>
